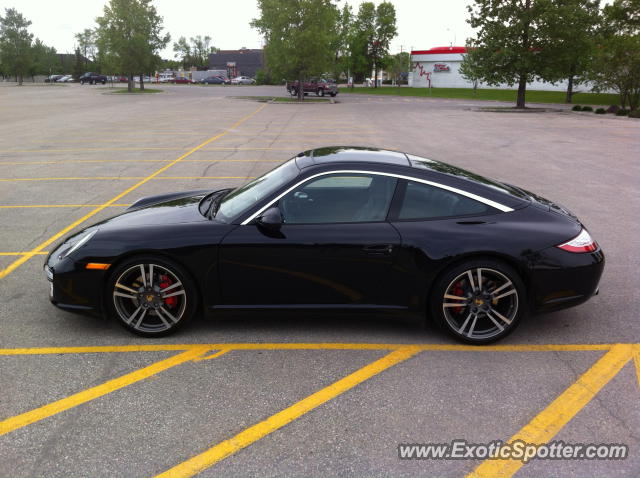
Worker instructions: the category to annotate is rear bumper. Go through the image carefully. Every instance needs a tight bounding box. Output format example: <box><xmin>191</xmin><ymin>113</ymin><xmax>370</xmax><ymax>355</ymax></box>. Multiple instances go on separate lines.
<box><xmin>530</xmin><ymin>247</ymin><xmax>604</xmax><ymax>314</ymax></box>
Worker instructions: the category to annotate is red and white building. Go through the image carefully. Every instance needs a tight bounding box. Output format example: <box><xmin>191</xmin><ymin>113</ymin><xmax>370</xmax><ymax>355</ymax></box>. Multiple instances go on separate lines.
<box><xmin>409</xmin><ymin>46</ymin><xmax>570</xmax><ymax>91</ymax></box>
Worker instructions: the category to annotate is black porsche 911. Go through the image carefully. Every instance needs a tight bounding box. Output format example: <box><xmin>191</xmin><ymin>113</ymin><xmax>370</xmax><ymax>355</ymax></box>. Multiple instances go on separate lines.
<box><xmin>44</xmin><ymin>147</ymin><xmax>604</xmax><ymax>344</ymax></box>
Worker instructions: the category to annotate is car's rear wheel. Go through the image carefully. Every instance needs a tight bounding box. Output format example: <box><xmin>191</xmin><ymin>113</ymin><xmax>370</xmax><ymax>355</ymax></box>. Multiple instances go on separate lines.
<box><xmin>430</xmin><ymin>259</ymin><xmax>525</xmax><ymax>344</ymax></box>
<box><xmin>317</xmin><ymin>88</ymin><xmax>324</xmax><ymax>97</ymax></box>
<box><xmin>107</xmin><ymin>256</ymin><xmax>196</xmax><ymax>337</ymax></box>
<box><xmin>290</xmin><ymin>88</ymin><xmax>297</xmax><ymax>96</ymax></box>
<box><xmin>80</xmin><ymin>80</ymin><xmax>84</xmax><ymax>85</ymax></box>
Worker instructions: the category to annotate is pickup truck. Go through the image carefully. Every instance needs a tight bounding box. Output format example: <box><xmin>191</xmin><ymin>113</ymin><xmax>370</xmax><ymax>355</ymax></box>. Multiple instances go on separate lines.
<box><xmin>79</xmin><ymin>72</ymin><xmax>107</xmax><ymax>85</ymax></box>
<box><xmin>286</xmin><ymin>78</ymin><xmax>338</xmax><ymax>97</ymax></box>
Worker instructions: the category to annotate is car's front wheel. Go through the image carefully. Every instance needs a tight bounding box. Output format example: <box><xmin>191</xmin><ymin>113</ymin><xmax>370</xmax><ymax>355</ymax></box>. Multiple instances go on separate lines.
<box><xmin>107</xmin><ymin>256</ymin><xmax>196</xmax><ymax>337</ymax></box>
<box><xmin>430</xmin><ymin>259</ymin><xmax>525</xmax><ymax>344</ymax></box>
<box><xmin>317</xmin><ymin>88</ymin><xmax>324</xmax><ymax>97</ymax></box>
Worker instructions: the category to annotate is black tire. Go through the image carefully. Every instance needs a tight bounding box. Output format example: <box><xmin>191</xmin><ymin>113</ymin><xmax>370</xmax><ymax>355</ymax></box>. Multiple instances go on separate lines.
<box><xmin>106</xmin><ymin>255</ymin><xmax>197</xmax><ymax>337</ymax></box>
<box><xmin>317</xmin><ymin>88</ymin><xmax>324</xmax><ymax>97</ymax></box>
<box><xmin>80</xmin><ymin>80</ymin><xmax>84</xmax><ymax>85</ymax></box>
<box><xmin>430</xmin><ymin>258</ymin><xmax>526</xmax><ymax>344</ymax></box>
<box><xmin>90</xmin><ymin>79</ymin><xmax>95</xmax><ymax>85</ymax></box>
<box><xmin>101</xmin><ymin>79</ymin><xmax>106</xmax><ymax>84</ymax></box>
<box><xmin>330</xmin><ymin>92</ymin><xmax>336</xmax><ymax>97</ymax></box>
<box><xmin>290</xmin><ymin>88</ymin><xmax>297</xmax><ymax>97</ymax></box>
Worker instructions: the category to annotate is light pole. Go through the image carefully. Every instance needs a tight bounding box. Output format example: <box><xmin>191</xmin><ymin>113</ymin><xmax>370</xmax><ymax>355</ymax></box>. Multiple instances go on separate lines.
<box><xmin>446</xmin><ymin>28</ymin><xmax>457</xmax><ymax>47</ymax></box>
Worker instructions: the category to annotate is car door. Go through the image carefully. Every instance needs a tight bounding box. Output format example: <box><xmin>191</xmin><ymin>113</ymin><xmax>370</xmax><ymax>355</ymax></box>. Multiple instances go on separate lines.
<box><xmin>388</xmin><ymin>179</ymin><xmax>502</xmax><ymax>307</ymax></box>
<box><xmin>218</xmin><ymin>172</ymin><xmax>403</xmax><ymax>308</ymax></box>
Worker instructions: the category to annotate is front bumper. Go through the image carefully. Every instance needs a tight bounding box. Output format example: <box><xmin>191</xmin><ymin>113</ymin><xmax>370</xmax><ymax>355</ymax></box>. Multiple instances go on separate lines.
<box><xmin>44</xmin><ymin>257</ymin><xmax>106</xmax><ymax>318</ymax></box>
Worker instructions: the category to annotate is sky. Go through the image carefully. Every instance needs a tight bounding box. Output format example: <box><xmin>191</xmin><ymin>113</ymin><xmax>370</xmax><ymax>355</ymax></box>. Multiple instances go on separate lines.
<box><xmin>0</xmin><ymin>0</ymin><xmax>477</xmax><ymax>58</ymax></box>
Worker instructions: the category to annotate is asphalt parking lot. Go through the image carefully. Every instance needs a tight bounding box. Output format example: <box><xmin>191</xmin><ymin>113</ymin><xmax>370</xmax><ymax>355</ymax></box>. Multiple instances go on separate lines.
<box><xmin>1</xmin><ymin>82</ymin><xmax>639</xmax><ymax>478</ymax></box>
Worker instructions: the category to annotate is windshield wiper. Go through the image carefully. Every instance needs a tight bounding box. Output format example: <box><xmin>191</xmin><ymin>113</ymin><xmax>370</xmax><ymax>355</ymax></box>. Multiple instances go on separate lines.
<box><xmin>207</xmin><ymin>189</ymin><xmax>232</xmax><ymax>219</ymax></box>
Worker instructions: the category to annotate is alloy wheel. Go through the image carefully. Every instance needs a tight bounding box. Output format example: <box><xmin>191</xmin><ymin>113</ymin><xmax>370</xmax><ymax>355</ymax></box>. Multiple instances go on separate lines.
<box><xmin>441</xmin><ymin>267</ymin><xmax>519</xmax><ymax>341</ymax></box>
<box><xmin>112</xmin><ymin>263</ymin><xmax>187</xmax><ymax>333</ymax></box>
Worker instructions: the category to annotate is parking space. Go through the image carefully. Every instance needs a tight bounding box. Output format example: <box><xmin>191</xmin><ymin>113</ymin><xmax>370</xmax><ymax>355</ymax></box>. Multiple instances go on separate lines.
<box><xmin>0</xmin><ymin>83</ymin><xmax>639</xmax><ymax>477</ymax></box>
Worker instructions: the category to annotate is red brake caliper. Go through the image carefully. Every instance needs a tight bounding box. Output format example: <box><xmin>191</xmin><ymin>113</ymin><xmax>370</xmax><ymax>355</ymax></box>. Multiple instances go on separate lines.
<box><xmin>452</xmin><ymin>281</ymin><xmax>465</xmax><ymax>314</ymax></box>
<box><xmin>159</xmin><ymin>274</ymin><xmax>177</xmax><ymax>308</ymax></box>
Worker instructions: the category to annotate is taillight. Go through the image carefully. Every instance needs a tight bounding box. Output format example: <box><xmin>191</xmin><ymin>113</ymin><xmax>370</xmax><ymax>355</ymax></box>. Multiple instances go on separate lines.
<box><xmin>556</xmin><ymin>228</ymin><xmax>598</xmax><ymax>253</ymax></box>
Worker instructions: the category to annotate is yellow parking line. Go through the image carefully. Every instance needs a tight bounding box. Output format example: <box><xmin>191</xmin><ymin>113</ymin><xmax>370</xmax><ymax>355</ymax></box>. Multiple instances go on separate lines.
<box><xmin>0</xmin><ymin>347</ymin><xmax>210</xmax><ymax>436</ymax></box>
<box><xmin>634</xmin><ymin>347</ymin><xmax>640</xmax><ymax>388</ymax></box>
<box><xmin>0</xmin><ymin>103</ymin><xmax>267</xmax><ymax>280</ymax></box>
<box><xmin>157</xmin><ymin>176</ymin><xmax>253</xmax><ymax>180</ymax></box>
<box><xmin>0</xmin><ymin>343</ymin><xmax>621</xmax><ymax>355</ymax></box>
<box><xmin>0</xmin><ymin>159</ymin><xmax>279</xmax><ymax>165</ymax></box>
<box><xmin>0</xmin><ymin>252</ymin><xmax>48</xmax><ymax>256</ymax></box>
<box><xmin>467</xmin><ymin>344</ymin><xmax>634</xmax><ymax>478</ymax></box>
<box><xmin>0</xmin><ymin>147</ymin><xmax>187</xmax><ymax>153</ymax></box>
<box><xmin>193</xmin><ymin>348</ymin><xmax>232</xmax><ymax>362</ymax></box>
<box><xmin>0</xmin><ymin>159</ymin><xmax>168</xmax><ymax>165</ymax></box>
<box><xmin>0</xmin><ymin>176</ymin><xmax>254</xmax><ymax>182</ymax></box>
<box><xmin>0</xmin><ymin>204</ymin><xmax>130</xmax><ymax>209</ymax></box>
<box><xmin>155</xmin><ymin>346</ymin><xmax>422</xmax><ymax>477</ymax></box>
<box><xmin>202</xmin><ymin>147</ymin><xmax>296</xmax><ymax>151</ymax></box>
<box><xmin>0</xmin><ymin>345</ymin><xmax>198</xmax><ymax>355</ymax></box>
<box><xmin>28</xmin><ymin>132</ymin><xmax>372</xmax><ymax>143</ymax></box>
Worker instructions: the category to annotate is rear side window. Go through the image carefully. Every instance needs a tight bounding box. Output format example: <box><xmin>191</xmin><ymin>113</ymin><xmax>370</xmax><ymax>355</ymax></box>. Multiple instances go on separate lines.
<box><xmin>398</xmin><ymin>181</ymin><xmax>493</xmax><ymax>220</ymax></box>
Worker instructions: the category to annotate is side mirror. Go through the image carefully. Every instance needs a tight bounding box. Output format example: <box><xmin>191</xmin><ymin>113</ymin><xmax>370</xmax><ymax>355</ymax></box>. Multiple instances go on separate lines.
<box><xmin>257</xmin><ymin>206</ymin><xmax>283</xmax><ymax>232</ymax></box>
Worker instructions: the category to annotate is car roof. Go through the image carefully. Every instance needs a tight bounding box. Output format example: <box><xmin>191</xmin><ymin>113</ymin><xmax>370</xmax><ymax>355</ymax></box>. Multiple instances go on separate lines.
<box><xmin>293</xmin><ymin>146</ymin><xmax>531</xmax><ymax>209</ymax></box>
<box><xmin>295</xmin><ymin>147</ymin><xmax>410</xmax><ymax>168</ymax></box>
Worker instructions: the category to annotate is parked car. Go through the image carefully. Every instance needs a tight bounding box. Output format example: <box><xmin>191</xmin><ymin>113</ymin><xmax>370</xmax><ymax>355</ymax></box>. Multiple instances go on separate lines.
<box><xmin>79</xmin><ymin>72</ymin><xmax>107</xmax><ymax>85</ymax></box>
<box><xmin>170</xmin><ymin>77</ymin><xmax>195</xmax><ymax>84</ymax></box>
<box><xmin>286</xmin><ymin>78</ymin><xmax>338</xmax><ymax>97</ymax></box>
<box><xmin>231</xmin><ymin>76</ymin><xmax>255</xmax><ymax>85</ymax></box>
<box><xmin>200</xmin><ymin>76</ymin><xmax>226</xmax><ymax>85</ymax></box>
<box><xmin>133</xmin><ymin>76</ymin><xmax>152</xmax><ymax>83</ymax></box>
<box><xmin>44</xmin><ymin>146</ymin><xmax>603</xmax><ymax>343</ymax></box>
<box><xmin>45</xmin><ymin>74</ymin><xmax>64</xmax><ymax>83</ymax></box>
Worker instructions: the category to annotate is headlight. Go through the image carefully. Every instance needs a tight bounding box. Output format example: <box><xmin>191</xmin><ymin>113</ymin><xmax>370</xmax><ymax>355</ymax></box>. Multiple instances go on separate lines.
<box><xmin>58</xmin><ymin>229</ymin><xmax>98</xmax><ymax>259</ymax></box>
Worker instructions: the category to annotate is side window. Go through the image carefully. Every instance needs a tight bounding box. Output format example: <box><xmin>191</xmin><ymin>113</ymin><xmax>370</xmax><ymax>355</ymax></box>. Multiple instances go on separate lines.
<box><xmin>398</xmin><ymin>181</ymin><xmax>493</xmax><ymax>220</ymax></box>
<box><xmin>279</xmin><ymin>173</ymin><xmax>397</xmax><ymax>224</ymax></box>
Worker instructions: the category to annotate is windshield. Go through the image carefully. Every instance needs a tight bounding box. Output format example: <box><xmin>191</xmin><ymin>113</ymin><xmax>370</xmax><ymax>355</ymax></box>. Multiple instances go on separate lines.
<box><xmin>215</xmin><ymin>158</ymin><xmax>299</xmax><ymax>222</ymax></box>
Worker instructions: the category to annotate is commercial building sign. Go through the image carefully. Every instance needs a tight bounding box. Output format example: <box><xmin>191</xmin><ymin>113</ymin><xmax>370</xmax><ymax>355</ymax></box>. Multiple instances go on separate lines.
<box><xmin>433</xmin><ymin>63</ymin><xmax>450</xmax><ymax>72</ymax></box>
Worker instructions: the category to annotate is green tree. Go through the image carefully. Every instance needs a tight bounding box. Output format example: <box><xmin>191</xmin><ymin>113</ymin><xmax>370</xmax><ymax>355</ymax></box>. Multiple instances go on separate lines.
<box><xmin>96</xmin><ymin>0</ymin><xmax>170</xmax><ymax>92</ymax></box>
<box><xmin>73</xmin><ymin>48</ymin><xmax>85</xmax><ymax>78</ymax></box>
<box><xmin>29</xmin><ymin>38</ymin><xmax>58</xmax><ymax>77</ymax></box>
<box><xmin>173</xmin><ymin>35</ymin><xmax>217</xmax><ymax>69</ymax></box>
<box><xmin>350</xmin><ymin>2</ymin><xmax>375</xmax><ymax>82</ymax></box>
<box><xmin>370</xmin><ymin>1</ymin><xmax>397</xmax><ymax>88</ymax></box>
<box><xmin>347</xmin><ymin>2</ymin><xmax>397</xmax><ymax>86</ymax></box>
<box><xmin>538</xmin><ymin>0</ymin><xmax>601</xmax><ymax>103</ymax></box>
<box><xmin>172</xmin><ymin>36</ymin><xmax>192</xmax><ymax>68</ymax></box>
<box><xmin>463</xmin><ymin>0</ymin><xmax>552</xmax><ymax>108</ymax></box>
<box><xmin>0</xmin><ymin>8</ymin><xmax>34</xmax><ymax>85</ymax></box>
<box><xmin>387</xmin><ymin>51</ymin><xmax>409</xmax><ymax>85</ymax></box>
<box><xmin>75</xmin><ymin>28</ymin><xmax>97</xmax><ymax>67</ymax></box>
<box><xmin>331</xmin><ymin>2</ymin><xmax>353</xmax><ymax>80</ymax></box>
<box><xmin>252</xmin><ymin>0</ymin><xmax>338</xmax><ymax>100</ymax></box>
<box><xmin>590</xmin><ymin>0</ymin><xmax>640</xmax><ymax>110</ymax></box>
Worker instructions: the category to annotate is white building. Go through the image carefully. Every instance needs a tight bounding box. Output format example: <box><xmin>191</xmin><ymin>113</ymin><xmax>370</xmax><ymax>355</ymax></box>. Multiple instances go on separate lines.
<box><xmin>409</xmin><ymin>46</ymin><xmax>569</xmax><ymax>91</ymax></box>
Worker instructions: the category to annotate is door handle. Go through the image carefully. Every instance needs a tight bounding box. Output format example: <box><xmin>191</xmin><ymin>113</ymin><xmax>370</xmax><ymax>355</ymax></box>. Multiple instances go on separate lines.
<box><xmin>363</xmin><ymin>244</ymin><xmax>394</xmax><ymax>254</ymax></box>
